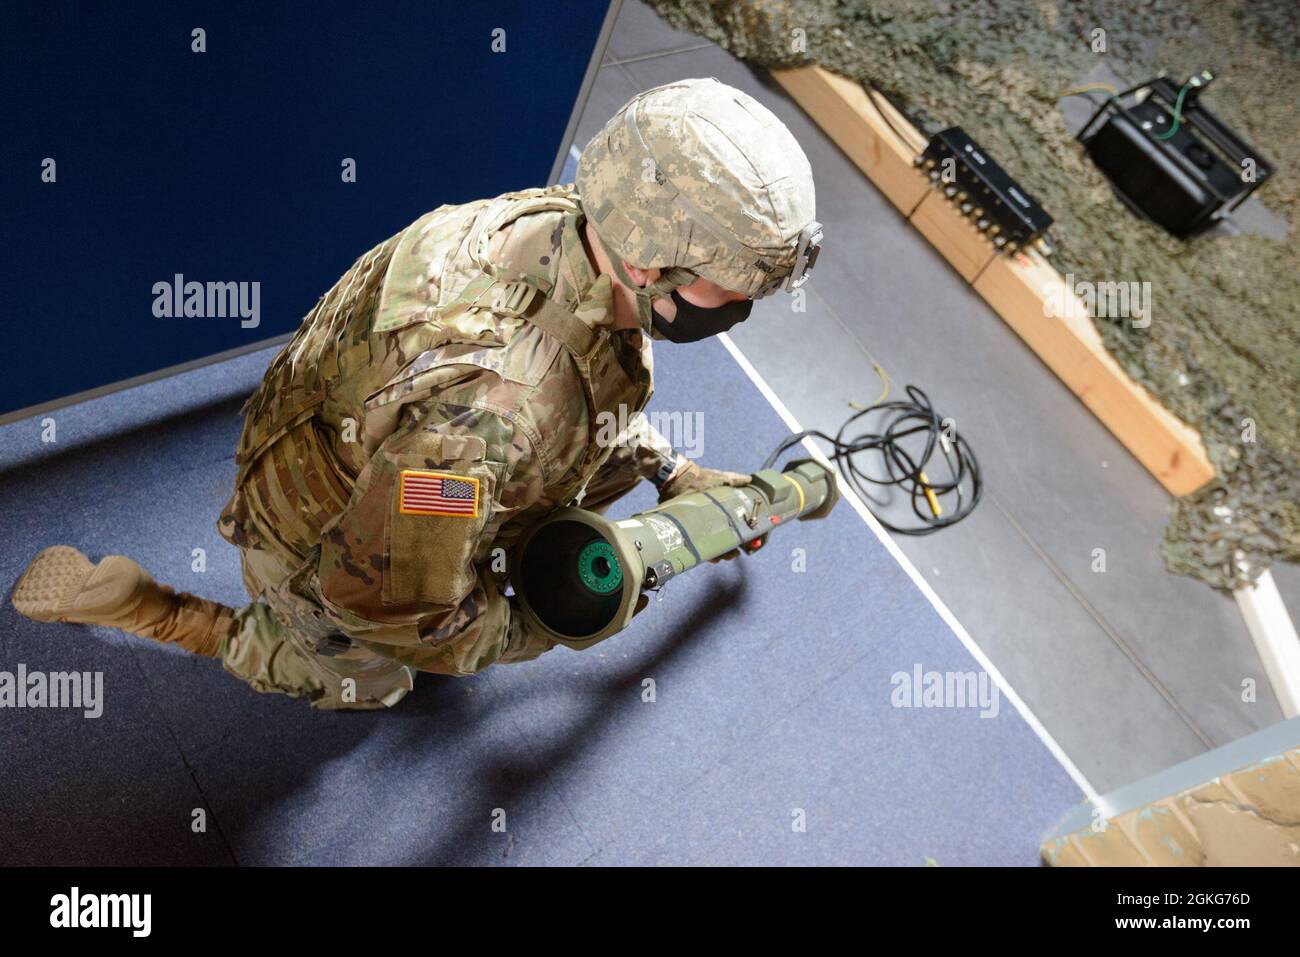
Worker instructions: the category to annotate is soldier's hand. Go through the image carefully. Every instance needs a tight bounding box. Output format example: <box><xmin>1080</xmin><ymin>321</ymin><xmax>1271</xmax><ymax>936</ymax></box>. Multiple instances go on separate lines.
<box><xmin>657</xmin><ymin>458</ymin><xmax>752</xmax><ymax>503</ymax></box>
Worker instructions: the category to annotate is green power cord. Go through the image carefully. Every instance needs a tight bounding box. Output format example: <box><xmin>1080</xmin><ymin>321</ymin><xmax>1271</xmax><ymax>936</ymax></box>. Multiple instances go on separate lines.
<box><xmin>1154</xmin><ymin>82</ymin><xmax>1193</xmax><ymax>141</ymax></box>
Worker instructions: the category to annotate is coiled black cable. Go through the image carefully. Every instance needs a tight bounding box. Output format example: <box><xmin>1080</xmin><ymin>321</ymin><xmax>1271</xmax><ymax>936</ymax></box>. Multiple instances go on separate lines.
<box><xmin>763</xmin><ymin>385</ymin><xmax>982</xmax><ymax>535</ymax></box>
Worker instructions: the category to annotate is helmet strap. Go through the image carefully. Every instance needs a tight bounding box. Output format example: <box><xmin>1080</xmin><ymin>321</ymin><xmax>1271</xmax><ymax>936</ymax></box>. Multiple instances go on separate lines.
<box><xmin>590</xmin><ymin>229</ymin><xmax>693</xmax><ymax>335</ymax></box>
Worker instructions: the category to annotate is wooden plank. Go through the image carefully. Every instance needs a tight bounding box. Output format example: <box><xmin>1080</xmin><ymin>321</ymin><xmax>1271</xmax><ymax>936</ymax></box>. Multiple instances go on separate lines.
<box><xmin>772</xmin><ymin>64</ymin><xmax>1215</xmax><ymax>496</ymax></box>
<box><xmin>770</xmin><ymin>66</ymin><xmax>928</xmax><ymax>216</ymax></box>
<box><xmin>908</xmin><ymin>190</ymin><xmax>996</xmax><ymax>283</ymax></box>
<box><xmin>974</xmin><ymin>250</ymin><xmax>1215</xmax><ymax>495</ymax></box>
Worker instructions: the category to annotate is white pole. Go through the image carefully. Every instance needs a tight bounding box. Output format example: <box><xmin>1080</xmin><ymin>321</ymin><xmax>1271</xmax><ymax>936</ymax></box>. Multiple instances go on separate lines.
<box><xmin>1234</xmin><ymin>570</ymin><xmax>1300</xmax><ymax>718</ymax></box>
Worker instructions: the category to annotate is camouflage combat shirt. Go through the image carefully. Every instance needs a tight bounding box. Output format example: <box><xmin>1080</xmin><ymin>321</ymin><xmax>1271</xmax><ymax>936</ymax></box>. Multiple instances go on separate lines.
<box><xmin>219</xmin><ymin>185</ymin><xmax>675</xmax><ymax>675</ymax></box>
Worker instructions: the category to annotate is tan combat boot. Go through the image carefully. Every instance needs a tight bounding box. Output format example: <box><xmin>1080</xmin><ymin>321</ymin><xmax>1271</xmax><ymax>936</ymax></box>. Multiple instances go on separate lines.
<box><xmin>11</xmin><ymin>546</ymin><xmax>236</xmax><ymax>657</ymax></box>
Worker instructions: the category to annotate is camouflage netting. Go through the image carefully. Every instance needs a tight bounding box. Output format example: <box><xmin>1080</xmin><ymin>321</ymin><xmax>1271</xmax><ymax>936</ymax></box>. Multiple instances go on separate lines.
<box><xmin>647</xmin><ymin>0</ymin><xmax>1298</xmax><ymax>590</ymax></box>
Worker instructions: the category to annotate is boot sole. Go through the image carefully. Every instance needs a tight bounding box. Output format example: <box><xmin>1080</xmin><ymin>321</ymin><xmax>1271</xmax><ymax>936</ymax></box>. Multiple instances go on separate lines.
<box><xmin>11</xmin><ymin>547</ymin><xmax>143</xmax><ymax>623</ymax></box>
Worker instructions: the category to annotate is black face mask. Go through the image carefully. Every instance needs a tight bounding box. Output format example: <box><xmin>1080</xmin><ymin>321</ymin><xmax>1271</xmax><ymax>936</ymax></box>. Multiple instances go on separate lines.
<box><xmin>650</xmin><ymin>289</ymin><xmax>753</xmax><ymax>343</ymax></box>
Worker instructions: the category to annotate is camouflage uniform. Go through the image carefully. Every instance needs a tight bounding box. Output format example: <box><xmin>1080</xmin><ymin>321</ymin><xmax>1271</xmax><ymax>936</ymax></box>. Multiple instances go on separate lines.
<box><xmin>216</xmin><ymin>184</ymin><xmax>677</xmax><ymax>708</ymax></box>
<box><xmin>10</xmin><ymin>77</ymin><xmax>818</xmax><ymax>711</ymax></box>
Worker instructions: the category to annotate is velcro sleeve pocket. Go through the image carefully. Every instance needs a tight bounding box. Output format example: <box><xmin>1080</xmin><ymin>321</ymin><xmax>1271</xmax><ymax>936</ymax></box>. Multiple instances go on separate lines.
<box><xmin>383</xmin><ymin>433</ymin><xmax>497</xmax><ymax>607</ymax></box>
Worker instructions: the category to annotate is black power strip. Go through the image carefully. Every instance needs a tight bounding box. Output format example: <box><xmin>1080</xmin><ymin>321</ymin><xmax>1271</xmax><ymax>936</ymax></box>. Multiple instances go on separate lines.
<box><xmin>915</xmin><ymin>127</ymin><xmax>1055</xmax><ymax>255</ymax></box>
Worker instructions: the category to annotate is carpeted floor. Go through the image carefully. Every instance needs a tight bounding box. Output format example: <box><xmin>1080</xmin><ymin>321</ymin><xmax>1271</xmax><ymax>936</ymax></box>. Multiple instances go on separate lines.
<box><xmin>0</xmin><ymin>337</ymin><xmax>1081</xmax><ymax>865</ymax></box>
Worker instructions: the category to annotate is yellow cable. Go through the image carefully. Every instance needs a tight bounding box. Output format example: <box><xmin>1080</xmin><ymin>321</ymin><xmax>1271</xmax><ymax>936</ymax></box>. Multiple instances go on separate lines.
<box><xmin>1058</xmin><ymin>83</ymin><xmax>1118</xmax><ymax>99</ymax></box>
<box><xmin>848</xmin><ymin>362</ymin><xmax>891</xmax><ymax>412</ymax></box>
<box><xmin>919</xmin><ymin>470</ymin><xmax>943</xmax><ymax>517</ymax></box>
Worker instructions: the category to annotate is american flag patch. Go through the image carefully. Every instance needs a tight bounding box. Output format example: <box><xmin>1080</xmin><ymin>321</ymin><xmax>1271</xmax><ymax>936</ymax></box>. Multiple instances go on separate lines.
<box><xmin>399</xmin><ymin>470</ymin><xmax>480</xmax><ymax>517</ymax></box>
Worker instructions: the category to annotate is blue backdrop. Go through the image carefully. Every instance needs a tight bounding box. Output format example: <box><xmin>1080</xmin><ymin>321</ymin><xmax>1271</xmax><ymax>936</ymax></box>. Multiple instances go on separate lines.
<box><xmin>1</xmin><ymin>0</ymin><xmax>611</xmax><ymax>418</ymax></box>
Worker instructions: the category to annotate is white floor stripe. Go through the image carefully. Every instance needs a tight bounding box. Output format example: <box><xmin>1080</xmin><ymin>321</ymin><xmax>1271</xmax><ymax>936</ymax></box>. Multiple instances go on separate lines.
<box><xmin>718</xmin><ymin>331</ymin><xmax>1102</xmax><ymax>805</ymax></box>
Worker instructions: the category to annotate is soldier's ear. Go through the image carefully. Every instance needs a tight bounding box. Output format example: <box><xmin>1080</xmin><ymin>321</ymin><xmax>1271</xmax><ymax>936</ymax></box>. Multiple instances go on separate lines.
<box><xmin>622</xmin><ymin>263</ymin><xmax>660</xmax><ymax>289</ymax></box>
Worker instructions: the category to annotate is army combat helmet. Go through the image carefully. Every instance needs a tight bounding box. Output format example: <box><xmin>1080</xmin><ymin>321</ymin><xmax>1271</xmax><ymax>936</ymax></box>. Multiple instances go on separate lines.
<box><xmin>576</xmin><ymin>77</ymin><xmax>821</xmax><ymax>305</ymax></box>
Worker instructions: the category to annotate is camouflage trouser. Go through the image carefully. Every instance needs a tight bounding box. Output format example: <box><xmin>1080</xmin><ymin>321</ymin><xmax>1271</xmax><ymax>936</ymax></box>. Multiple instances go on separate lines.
<box><xmin>216</xmin><ymin>457</ymin><xmax>643</xmax><ymax>710</ymax></box>
<box><xmin>218</xmin><ymin>541</ymin><xmax>416</xmax><ymax>710</ymax></box>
